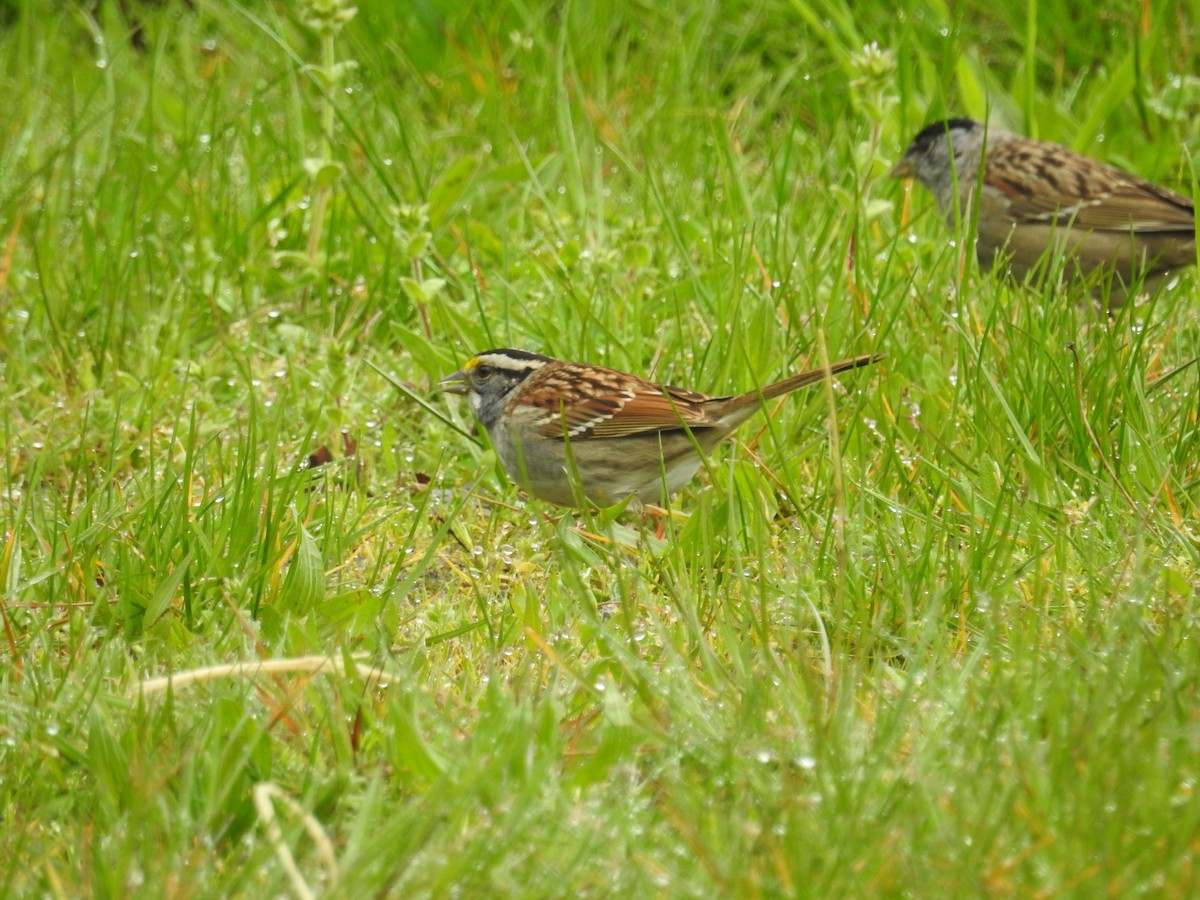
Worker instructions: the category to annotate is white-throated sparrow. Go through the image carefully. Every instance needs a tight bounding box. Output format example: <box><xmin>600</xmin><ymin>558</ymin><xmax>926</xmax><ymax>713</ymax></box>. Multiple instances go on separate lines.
<box><xmin>440</xmin><ymin>348</ymin><xmax>882</xmax><ymax>508</ymax></box>
<box><xmin>891</xmin><ymin>117</ymin><xmax>1196</xmax><ymax>302</ymax></box>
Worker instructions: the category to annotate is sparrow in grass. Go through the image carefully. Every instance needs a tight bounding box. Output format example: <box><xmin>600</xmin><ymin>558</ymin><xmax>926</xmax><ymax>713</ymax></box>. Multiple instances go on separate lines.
<box><xmin>440</xmin><ymin>348</ymin><xmax>882</xmax><ymax>508</ymax></box>
<box><xmin>891</xmin><ymin>117</ymin><xmax>1196</xmax><ymax>303</ymax></box>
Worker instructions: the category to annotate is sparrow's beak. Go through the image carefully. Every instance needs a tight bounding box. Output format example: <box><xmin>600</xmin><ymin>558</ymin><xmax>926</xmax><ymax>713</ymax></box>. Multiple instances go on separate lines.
<box><xmin>889</xmin><ymin>157</ymin><xmax>917</xmax><ymax>180</ymax></box>
<box><xmin>438</xmin><ymin>369</ymin><xmax>469</xmax><ymax>395</ymax></box>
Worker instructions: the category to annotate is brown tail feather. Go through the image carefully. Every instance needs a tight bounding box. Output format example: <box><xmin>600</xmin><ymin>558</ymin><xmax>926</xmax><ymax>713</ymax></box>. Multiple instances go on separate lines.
<box><xmin>757</xmin><ymin>352</ymin><xmax>884</xmax><ymax>401</ymax></box>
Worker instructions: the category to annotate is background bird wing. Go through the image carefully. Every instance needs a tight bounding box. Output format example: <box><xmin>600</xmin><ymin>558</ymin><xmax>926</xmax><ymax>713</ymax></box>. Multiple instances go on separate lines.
<box><xmin>987</xmin><ymin>144</ymin><xmax>1194</xmax><ymax>233</ymax></box>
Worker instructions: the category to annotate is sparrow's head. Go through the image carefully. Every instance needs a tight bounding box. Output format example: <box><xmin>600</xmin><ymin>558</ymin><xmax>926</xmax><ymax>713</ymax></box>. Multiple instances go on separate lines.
<box><xmin>890</xmin><ymin>117</ymin><xmax>985</xmax><ymax>190</ymax></box>
<box><xmin>439</xmin><ymin>349</ymin><xmax>553</xmax><ymax>430</ymax></box>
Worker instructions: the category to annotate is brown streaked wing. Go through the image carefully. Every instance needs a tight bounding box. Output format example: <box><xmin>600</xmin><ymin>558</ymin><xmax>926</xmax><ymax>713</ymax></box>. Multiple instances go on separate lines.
<box><xmin>518</xmin><ymin>381</ymin><xmax>631</xmax><ymax>439</ymax></box>
<box><xmin>584</xmin><ymin>385</ymin><xmax>721</xmax><ymax>438</ymax></box>
<box><xmin>988</xmin><ymin>141</ymin><xmax>1194</xmax><ymax>232</ymax></box>
<box><xmin>1061</xmin><ymin>179</ymin><xmax>1194</xmax><ymax>232</ymax></box>
<box><xmin>520</xmin><ymin>371</ymin><xmax>718</xmax><ymax>440</ymax></box>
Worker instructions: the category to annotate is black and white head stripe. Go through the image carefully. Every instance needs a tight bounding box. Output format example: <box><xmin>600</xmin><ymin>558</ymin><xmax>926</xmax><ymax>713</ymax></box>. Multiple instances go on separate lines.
<box><xmin>465</xmin><ymin>349</ymin><xmax>553</xmax><ymax>378</ymax></box>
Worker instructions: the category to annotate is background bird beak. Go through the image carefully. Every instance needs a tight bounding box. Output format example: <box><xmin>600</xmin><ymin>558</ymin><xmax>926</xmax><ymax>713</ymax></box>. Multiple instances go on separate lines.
<box><xmin>889</xmin><ymin>158</ymin><xmax>917</xmax><ymax>180</ymax></box>
<box><xmin>439</xmin><ymin>370</ymin><xmax>469</xmax><ymax>395</ymax></box>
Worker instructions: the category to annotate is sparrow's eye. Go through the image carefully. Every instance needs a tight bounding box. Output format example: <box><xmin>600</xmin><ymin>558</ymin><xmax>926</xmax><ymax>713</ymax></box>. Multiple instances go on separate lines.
<box><xmin>473</xmin><ymin>365</ymin><xmax>494</xmax><ymax>381</ymax></box>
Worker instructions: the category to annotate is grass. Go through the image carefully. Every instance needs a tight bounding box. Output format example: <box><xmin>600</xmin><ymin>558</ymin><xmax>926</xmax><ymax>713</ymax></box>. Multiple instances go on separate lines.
<box><xmin>2</xmin><ymin>0</ymin><xmax>1200</xmax><ymax>895</ymax></box>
